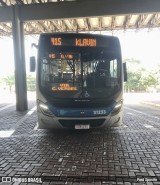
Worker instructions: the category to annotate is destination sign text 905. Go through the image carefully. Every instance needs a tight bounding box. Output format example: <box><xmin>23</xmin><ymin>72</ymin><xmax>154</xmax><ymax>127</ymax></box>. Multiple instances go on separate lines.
<box><xmin>51</xmin><ymin>37</ymin><xmax>97</xmax><ymax>47</ymax></box>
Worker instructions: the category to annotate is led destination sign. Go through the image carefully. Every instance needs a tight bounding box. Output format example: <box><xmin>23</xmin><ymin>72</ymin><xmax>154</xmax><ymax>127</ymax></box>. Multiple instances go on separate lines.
<box><xmin>75</xmin><ymin>38</ymin><xmax>96</xmax><ymax>47</ymax></box>
<box><xmin>49</xmin><ymin>53</ymin><xmax>77</xmax><ymax>59</ymax></box>
<box><xmin>51</xmin><ymin>37</ymin><xmax>97</xmax><ymax>47</ymax></box>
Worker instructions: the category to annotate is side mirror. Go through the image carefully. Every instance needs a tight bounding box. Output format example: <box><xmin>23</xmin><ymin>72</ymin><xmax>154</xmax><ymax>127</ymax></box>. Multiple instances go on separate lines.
<box><xmin>123</xmin><ymin>62</ymin><xmax>127</xmax><ymax>82</ymax></box>
<box><xmin>30</xmin><ymin>56</ymin><xmax>36</xmax><ymax>72</ymax></box>
<box><xmin>31</xmin><ymin>43</ymin><xmax>38</xmax><ymax>49</ymax></box>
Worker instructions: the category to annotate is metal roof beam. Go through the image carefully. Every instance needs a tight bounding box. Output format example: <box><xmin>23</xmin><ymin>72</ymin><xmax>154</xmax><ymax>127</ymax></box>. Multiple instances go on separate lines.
<box><xmin>1</xmin><ymin>0</ymin><xmax>160</xmax><ymax>23</ymax></box>
<box><xmin>0</xmin><ymin>23</ymin><xmax>11</xmax><ymax>32</ymax></box>
<box><xmin>15</xmin><ymin>0</ymin><xmax>23</xmax><ymax>5</ymax></box>
<box><xmin>0</xmin><ymin>6</ymin><xmax>12</xmax><ymax>22</ymax></box>
<box><xmin>123</xmin><ymin>15</ymin><xmax>131</xmax><ymax>30</ymax></box>
<box><xmin>19</xmin><ymin>0</ymin><xmax>160</xmax><ymax>21</ymax></box>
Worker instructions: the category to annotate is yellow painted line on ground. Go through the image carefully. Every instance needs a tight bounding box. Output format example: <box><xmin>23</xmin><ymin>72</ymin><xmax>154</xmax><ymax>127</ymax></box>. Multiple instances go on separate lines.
<box><xmin>140</xmin><ymin>101</ymin><xmax>160</xmax><ymax>108</ymax></box>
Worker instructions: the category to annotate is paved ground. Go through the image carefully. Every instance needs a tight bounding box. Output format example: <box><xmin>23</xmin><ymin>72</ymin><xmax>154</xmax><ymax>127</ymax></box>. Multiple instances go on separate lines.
<box><xmin>0</xmin><ymin>93</ymin><xmax>160</xmax><ymax>184</ymax></box>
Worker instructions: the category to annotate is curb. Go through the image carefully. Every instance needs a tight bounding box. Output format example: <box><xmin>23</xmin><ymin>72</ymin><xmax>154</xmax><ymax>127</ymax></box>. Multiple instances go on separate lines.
<box><xmin>140</xmin><ymin>101</ymin><xmax>160</xmax><ymax>108</ymax></box>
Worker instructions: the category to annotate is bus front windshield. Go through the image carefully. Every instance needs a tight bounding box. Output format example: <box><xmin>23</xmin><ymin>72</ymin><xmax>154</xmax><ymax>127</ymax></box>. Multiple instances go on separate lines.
<box><xmin>40</xmin><ymin>48</ymin><xmax>121</xmax><ymax>99</ymax></box>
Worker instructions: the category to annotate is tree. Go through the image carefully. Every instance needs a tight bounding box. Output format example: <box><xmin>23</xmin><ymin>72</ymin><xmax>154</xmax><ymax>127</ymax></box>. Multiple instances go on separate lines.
<box><xmin>27</xmin><ymin>74</ymin><xmax>36</xmax><ymax>91</ymax></box>
<box><xmin>140</xmin><ymin>72</ymin><xmax>158</xmax><ymax>90</ymax></box>
<box><xmin>124</xmin><ymin>58</ymin><xmax>145</xmax><ymax>92</ymax></box>
<box><xmin>123</xmin><ymin>58</ymin><xmax>141</xmax><ymax>72</ymax></box>
<box><xmin>3</xmin><ymin>75</ymin><xmax>15</xmax><ymax>93</ymax></box>
<box><xmin>124</xmin><ymin>58</ymin><xmax>160</xmax><ymax>92</ymax></box>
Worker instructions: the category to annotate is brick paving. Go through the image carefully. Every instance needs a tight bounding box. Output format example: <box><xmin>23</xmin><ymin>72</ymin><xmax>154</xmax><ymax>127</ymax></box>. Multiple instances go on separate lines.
<box><xmin>0</xmin><ymin>101</ymin><xmax>160</xmax><ymax>184</ymax></box>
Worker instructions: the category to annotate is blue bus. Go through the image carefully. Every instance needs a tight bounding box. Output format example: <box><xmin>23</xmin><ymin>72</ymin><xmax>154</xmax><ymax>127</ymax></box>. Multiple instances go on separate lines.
<box><xmin>30</xmin><ymin>33</ymin><xmax>127</xmax><ymax>129</ymax></box>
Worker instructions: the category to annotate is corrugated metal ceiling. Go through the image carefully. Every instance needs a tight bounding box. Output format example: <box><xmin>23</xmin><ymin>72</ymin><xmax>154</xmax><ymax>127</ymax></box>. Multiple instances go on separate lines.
<box><xmin>0</xmin><ymin>0</ymin><xmax>160</xmax><ymax>36</ymax></box>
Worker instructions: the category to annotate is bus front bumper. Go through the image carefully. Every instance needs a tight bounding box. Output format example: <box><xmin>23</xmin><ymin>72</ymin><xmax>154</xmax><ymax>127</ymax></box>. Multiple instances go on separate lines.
<box><xmin>37</xmin><ymin>111</ymin><xmax>123</xmax><ymax>129</ymax></box>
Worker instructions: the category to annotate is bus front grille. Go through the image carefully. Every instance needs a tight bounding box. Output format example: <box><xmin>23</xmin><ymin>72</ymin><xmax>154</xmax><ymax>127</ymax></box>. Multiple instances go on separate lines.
<box><xmin>59</xmin><ymin>119</ymin><xmax>105</xmax><ymax>128</ymax></box>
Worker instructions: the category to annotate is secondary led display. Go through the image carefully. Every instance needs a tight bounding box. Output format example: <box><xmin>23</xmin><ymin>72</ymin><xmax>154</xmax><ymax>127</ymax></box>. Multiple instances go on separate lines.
<box><xmin>49</xmin><ymin>54</ymin><xmax>74</xmax><ymax>59</ymax></box>
<box><xmin>52</xmin><ymin>83</ymin><xmax>77</xmax><ymax>91</ymax></box>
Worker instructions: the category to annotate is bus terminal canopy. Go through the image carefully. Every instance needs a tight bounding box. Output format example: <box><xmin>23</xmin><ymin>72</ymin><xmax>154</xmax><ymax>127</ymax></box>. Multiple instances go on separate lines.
<box><xmin>1</xmin><ymin>0</ymin><xmax>160</xmax><ymax>35</ymax></box>
<box><xmin>1</xmin><ymin>0</ymin><xmax>160</xmax><ymax>112</ymax></box>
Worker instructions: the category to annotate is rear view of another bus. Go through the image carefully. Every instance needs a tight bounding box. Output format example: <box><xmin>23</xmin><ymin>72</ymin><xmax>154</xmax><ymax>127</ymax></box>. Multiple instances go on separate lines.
<box><xmin>30</xmin><ymin>33</ymin><xmax>127</xmax><ymax>129</ymax></box>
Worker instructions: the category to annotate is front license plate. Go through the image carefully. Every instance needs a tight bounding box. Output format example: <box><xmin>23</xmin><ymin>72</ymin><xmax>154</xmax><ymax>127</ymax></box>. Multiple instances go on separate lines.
<box><xmin>75</xmin><ymin>124</ymin><xmax>90</xmax><ymax>129</ymax></box>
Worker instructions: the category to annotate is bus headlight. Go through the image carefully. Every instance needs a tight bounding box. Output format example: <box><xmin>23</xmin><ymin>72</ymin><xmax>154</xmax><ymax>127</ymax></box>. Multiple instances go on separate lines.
<box><xmin>111</xmin><ymin>100</ymin><xmax>123</xmax><ymax>115</ymax></box>
<box><xmin>37</xmin><ymin>100</ymin><xmax>53</xmax><ymax>117</ymax></box>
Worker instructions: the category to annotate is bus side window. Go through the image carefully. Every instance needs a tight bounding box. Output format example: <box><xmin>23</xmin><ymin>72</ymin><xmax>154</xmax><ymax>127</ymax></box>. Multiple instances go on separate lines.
<box><xmin>110</xmin><ymin>59</ymin><xmax>118</xmax><ymax>78</ymax></box>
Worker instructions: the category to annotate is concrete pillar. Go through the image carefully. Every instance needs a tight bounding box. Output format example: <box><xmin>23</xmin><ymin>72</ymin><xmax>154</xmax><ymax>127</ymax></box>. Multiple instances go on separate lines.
<box><xmin>12</xmin><ymin>5</ymin><xmax>28</xmax><ymax>111</ymax></box>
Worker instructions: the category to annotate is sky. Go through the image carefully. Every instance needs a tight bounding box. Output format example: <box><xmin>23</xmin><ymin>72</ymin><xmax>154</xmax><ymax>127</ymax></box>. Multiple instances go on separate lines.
<box><xmin>0</xmin><ymin>29</ymin><xmax>160</xmax><ymax>76</ymax></box>
<box><xmin>116</xmin><ymin>29</ymin><xmax>160</xmax><ymax>68</ymax></box>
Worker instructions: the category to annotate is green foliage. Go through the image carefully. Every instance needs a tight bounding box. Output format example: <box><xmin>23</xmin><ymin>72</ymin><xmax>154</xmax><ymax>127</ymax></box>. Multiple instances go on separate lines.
<box><xmin>123</xmin><ymin>58</ymin><xmax>141</xmax><ymax>65</ymax></box>
<box><xmin>140</xmin><ymin>72</ymin><xmax>158</xmax><ymax>88</ymax></box>
<box><xmin>27</xmin><ymin>74</ymin><xmax>36</xmax><ymax>91</ymax></box>
<box><xmin>1</xmin><ymin>74</ymin><xmax>36</xmax><ymax>92</ymax></box>
<box><xmin>3</xmin><ymin>75</ymin><xmax>15</xmax><ymax>93</ymax></box>
<box><xmin>126</xmin><ymin>71</ymin><xmax>142</xmax><ymax>92</ymax></box>
<box><xmin>0</xmin><ymin>77</ymin><xmax>2</xmax><ymax>84</ymax></box>
<box><xmin>124</xmin><ymin>58</ymin><xmax>159</xmax><ymax>92</ymax></box>
<box><xmin>4</xmin><ymin>75</ymin><xmax>15</xmax><ymax>87</ymax></box>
